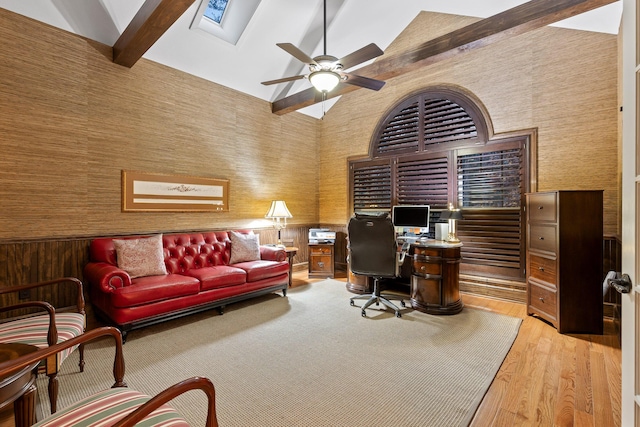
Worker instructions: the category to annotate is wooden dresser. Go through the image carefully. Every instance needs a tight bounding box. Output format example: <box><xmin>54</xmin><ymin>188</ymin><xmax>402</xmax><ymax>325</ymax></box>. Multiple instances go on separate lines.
<box><xmin>525</xmin><ymin>190</ymin><xmax>603</xmax><ymax>334</ymax></box>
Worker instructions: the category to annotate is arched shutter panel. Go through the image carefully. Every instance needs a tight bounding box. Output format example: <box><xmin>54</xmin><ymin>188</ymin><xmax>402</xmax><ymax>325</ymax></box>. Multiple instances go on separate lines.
<box><xmin>374</xmin><ymin>101</ymin><xmax>420</xmax><ymax>156</ymax></box>
<box><xmin>424</xmin><ymin>98</ymin><xmax>478</xmax><ymax>147</ymax></box>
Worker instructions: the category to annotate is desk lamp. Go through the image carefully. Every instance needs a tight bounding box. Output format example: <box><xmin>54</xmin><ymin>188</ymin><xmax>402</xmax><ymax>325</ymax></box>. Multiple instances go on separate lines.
<box><xmin>265</xmin><ymin>200</ymin><xmax>292</xmax><ymax>247</ymax></box>
<box><xmin>439</xmin><ymin>205</ymin><xmax>463</xmax><ymax>243</ymax></box>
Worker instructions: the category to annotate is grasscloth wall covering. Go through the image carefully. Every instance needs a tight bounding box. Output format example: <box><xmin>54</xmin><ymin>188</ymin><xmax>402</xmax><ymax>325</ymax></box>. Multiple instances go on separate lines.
<box><xmin>0</xmin><ymin>8</ymin><xmax>620</xmax><ymax>307</ymax></box>
<box><xmin>318</xmin><ymin>12</ymin><xmax>619</xmax><ymax>237</ymax></box>
<box><xmin>0</xmin><ymin>9</ymin><xmax>319</xmax><ymax>242</ymax></box>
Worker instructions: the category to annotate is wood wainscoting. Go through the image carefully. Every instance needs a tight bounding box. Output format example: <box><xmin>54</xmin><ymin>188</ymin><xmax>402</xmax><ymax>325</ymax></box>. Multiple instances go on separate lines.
<box><xmin>0</xmin><ymin>229</ymin><xmax>621</xmax><ymax>321</ymax></box>
<box><xmin>0</xmin><ymin>226</ymin><xmax>317</xmax><ymax>318</ymax></box>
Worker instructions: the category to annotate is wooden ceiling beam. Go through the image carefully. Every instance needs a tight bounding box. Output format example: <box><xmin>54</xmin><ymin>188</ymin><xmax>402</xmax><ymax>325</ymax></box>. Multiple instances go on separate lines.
<box><xmin>271</xmin><ymin>0</ymin><xmax>619</xmax><ymax>115</ymax></box>
<box><xmin>113</xmin><ymin>0</ymin><xmax>195</xmax><ymax>68</ymax></box>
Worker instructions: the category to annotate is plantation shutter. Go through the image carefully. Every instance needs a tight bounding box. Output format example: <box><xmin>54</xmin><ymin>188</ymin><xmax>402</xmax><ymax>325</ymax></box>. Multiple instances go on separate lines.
<box><xmin>423</xmin><ymin>98</ymin><xmax>478</xmax><ymax>148</ymax></box>
<box><xmin>351</xmin><ymin>159</ymin><xmax>392</xmax><ymax>213</ymax></box>
<box><xmin>456</xmin><ymin>143</ymin><xmax>525</xmax><ymax>278</ymax></box>
<box><xmin>349</xmin><ymin>87</ymin><xmax>530</xmax><ymax>281</ymax></box>
<box><xmin>375</xmin><ymin>100</ymin><xmax>420</xmax><ymax>156</ymax></box>
<box><xmin>396</xmin><ymin>154</ymin><xmax>450</xmax><ymax>208</ymax></box>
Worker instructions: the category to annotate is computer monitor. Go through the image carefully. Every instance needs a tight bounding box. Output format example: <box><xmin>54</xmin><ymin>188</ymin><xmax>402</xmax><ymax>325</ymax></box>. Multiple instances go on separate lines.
<box><xmin>392</xmin><ymin>205</ymin><xmax>430</xmax><ymax>235</ymax></box>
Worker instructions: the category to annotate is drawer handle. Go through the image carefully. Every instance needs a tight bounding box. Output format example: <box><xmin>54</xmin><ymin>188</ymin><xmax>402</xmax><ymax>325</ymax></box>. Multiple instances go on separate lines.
<box><xmin>318</xmin><ymin>262</ymin><xmax>324</xmax><ymax>268</ymax></box>
<box><xmin>538</xmin><ymin>267</ymin><xmax>545</xmax><ymax>271</ymax></box>
<box><xmin>539</xmin><ymin>297</ymin><xmax>545</xmax><ymax>303</ymax></box>
<box><xmin>538</xmin><ymin>206</ymin><xmax>544</xmax><ymax>210</ymax></box>
<box><xmin>420</xmin><ymin>266</ymin><xmax>426</xmax><ymax>272</ymax></box>
<box><xmin>538</xmin><ymin>236</ymin><xmax>544</xmax><ymax>240</ymax></box>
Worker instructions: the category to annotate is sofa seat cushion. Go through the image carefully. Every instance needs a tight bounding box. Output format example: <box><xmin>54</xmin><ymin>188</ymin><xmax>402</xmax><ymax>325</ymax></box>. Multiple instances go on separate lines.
<box><xmin>185</xmin><ymin>265</ymin><xmax>247</xmax><ymax>291</ymax></box>
<box><xmin>33</xmin><ymin>387</ymin><xmax>188</xmax><ymax>427</ymax></box>
<box><xmin>111</xmin><ymin>274</ymin><xmax>200</xmax><ymax>308</ymax></box>
<box><xmin>234</xmin><ymin>260</ymin><xmax>289</xmax><ymax>282</ymax></box>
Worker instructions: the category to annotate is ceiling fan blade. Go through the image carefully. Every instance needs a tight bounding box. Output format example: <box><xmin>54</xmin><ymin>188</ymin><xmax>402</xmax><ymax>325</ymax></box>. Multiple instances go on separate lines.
<box><xmin>261</xmin><ymin>75</ymin><xmax>306</xmax><ymax>86</ymax></box>
<box><xmin>337</xmin><ymin>43</ymin><xmax>384</xmax><ymax>70</ymax></box>
<box><xmin>343</xmin><ymin>73</ymin><xmax>386</xmax><ymax>91</ymax></box>
<box><xmin>276</xmin><ymin>43</ymin><xmax>318</xmax><ymax>66</ymax></box>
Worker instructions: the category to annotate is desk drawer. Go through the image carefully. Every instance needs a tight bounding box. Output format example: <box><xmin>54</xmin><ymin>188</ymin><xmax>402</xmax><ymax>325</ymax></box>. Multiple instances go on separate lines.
<box><xmin>413</xmin><ymin>256</ymin><xmax>442</xmax><ymax>277</ymax></box>
<box><xmin>413</xmin><ymin>247</ymin><xmax>440</xmax><ymax>257</ymax></box>
<box><xmin>528</xmin><ymin>192</ymin><xmax>557</xmax><ymax>222</ymax></box>
<box><xmin>529</xmin><ymin>224</ymin><xmax>557</xmax><ymax>254</ymax></box>
<box><xmin>528</xmin><ymin>254</ymin><xmax>557</xmax><ymax>286</ymax></box>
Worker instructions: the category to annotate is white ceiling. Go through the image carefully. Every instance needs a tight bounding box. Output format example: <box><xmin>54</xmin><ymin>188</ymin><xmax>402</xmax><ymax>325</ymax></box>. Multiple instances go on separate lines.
<box><xmin>0</xmin><ymin>0</ymin><xmax>623</xmax><ymax>118</ymax></box>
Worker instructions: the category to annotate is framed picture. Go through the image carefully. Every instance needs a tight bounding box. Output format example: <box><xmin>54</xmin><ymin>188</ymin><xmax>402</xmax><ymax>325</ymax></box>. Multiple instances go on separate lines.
<box><xmin>122</xmin><ymin>170</ymin><xmax>229</xmax><ymax>212</ymax></box>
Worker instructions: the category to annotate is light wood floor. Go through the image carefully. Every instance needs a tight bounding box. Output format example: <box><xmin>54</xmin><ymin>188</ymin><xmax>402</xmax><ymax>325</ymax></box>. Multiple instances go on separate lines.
<box><xmin>0</xmin><ymin>271</ymin><xmax>621</xmax><ymax>427</ymax></box>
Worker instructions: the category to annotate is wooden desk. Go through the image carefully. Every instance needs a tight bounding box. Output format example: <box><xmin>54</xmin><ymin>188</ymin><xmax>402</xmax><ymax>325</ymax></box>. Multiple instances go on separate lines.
<box><xmin>410</xmin><ymin>240</ymin><xmax>463</xmax><ymax>315</ymax></box>
<box><xmin>284</xmin><ymin>247</ymin><xmax>298</xmax><ymax>287</ymax></box>
<box><xmin>0</xmin><ymin>343</ymin><xmax>39</xmax><ymax>427</ymax></box>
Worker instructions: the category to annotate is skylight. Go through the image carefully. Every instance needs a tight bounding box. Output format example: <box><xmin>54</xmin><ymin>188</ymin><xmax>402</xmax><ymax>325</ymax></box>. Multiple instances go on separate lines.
<box><xmin>204</xmin><ymin>0</ymin><xmax>229</xmax><ymax>25</ymax></box>
<box><xmin>190</xmin><ymin>0</ymin><xmax>261</xmax><ymax>46</ymax></box>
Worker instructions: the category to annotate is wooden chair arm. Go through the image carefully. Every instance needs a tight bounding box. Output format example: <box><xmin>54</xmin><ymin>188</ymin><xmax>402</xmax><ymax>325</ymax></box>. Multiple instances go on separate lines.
<box><xmin>0</xmin><ymin>326</ymin><xmax>125</xmax><ymax>388</ymax></box>
<box><xmin>112</xmin><ymin>376</ymin><xmax>219</xmax><ymax>427</ymax></box>
<box><xmin>0</xmin><ymin>301</ymin><xmax>57</xmax><ymax>346</ymax></box>
<box><xmin>0</xmin><ymin>277</ymin><xmax>85</xmax><ymax>315</ymax></box>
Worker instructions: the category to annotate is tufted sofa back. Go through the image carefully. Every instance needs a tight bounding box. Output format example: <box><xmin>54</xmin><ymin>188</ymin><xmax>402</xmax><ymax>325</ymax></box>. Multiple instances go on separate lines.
<box><xmin>89</xmin><ymin>230</ymin><xmax>255</xmax><ymax>274</ymax></box>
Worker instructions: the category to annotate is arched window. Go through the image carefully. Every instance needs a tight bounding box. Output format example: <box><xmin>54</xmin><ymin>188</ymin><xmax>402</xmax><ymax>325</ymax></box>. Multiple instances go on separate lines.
<box><xmin>349</xmin><ymin>85</ymin><xmax>535</xmax><ymax>281</ymax></box>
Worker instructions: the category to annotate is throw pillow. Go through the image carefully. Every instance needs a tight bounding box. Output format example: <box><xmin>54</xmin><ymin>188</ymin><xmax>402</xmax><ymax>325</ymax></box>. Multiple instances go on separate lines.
<box><xmin>113</xmin><ymin>234</ymin><xmax>168</xmax><ymax>279</ymax></box>
<box><xmin>229</xmin><ymin>231</ymin><xmax>260</xmax><ymax>264</ymax></box>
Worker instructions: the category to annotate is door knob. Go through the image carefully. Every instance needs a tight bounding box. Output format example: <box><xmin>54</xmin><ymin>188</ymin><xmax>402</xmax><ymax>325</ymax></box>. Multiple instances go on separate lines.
<box><xmin>607</xmin><ymin>272</ymin><xmax>632</xmax><ymax>294</ymax></box>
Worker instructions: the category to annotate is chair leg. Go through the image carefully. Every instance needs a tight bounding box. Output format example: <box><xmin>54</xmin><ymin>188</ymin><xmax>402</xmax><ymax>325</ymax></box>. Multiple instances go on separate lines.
<box><xmin>79</xmin><ymin>342</ymin><xmax>85</xmax><ymax>372</ymax></box>
<box><xmin>350</xmin><ymin>278</ymin><xmax>403</xmax><ymax>318</ymax></box>
<box><xmin>47</xmin><ymin>372</ymin><xmax>59</xmax><ymax>413</ymax></box>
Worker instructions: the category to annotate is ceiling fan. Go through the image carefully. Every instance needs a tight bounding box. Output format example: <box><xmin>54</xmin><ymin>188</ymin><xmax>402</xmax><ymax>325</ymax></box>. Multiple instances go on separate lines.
<box><xmin>261</xmin><ymin>0</ymin><xmax>385</xmax><ymax>94</ymax></box>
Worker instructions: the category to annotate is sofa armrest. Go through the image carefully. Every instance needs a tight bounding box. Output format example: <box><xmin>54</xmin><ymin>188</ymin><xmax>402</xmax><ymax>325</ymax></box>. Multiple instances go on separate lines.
<box><xmin>259</xmin><ymin>246</ymin><xmax>286</xmax><ymax>262</ymax></box>
<box><xmin>83</xmin><ymin>262</ymin><xmax>132</xmax><ymax>292</ymax></box>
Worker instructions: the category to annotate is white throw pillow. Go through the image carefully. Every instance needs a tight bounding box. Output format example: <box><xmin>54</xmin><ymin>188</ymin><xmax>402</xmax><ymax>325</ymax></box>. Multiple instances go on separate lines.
<box><xmin>113</xmin><ymin>234</ymin><xmax>168</xmax><ymax>279</ymax></box>
<box><xmin>229</xmin><ymin>231</ymin><xmax>260</xmax><ymax>264</ymax></box>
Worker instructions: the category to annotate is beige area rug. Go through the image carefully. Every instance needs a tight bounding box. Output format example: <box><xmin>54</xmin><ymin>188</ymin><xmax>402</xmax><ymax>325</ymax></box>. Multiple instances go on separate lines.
<box><xmin>37</xmin><ymin>280</ymin><xmax>521</xmax><ymax>426</ymax></box>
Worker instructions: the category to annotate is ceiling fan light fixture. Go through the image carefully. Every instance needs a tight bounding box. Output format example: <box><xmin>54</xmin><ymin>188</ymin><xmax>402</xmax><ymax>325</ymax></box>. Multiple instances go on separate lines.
<box><xmin>309</xmin><ymin>70</ymin><xmax>340</xmax><ymax>93</ymax></box>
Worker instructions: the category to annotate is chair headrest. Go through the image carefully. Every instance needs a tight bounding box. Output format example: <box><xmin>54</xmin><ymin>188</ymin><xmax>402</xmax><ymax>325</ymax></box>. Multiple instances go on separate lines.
<box><xmin>353</xmin><ymin>212</ymin><xmax>389</xmax><ymax>220</ymax></box>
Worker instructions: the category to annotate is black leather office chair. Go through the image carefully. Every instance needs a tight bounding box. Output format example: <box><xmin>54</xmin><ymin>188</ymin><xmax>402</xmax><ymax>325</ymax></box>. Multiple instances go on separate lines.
<box><xmin>348</xmin><ymin>212</ymin><xmax>407</xmax><ymax>318</ymax></box>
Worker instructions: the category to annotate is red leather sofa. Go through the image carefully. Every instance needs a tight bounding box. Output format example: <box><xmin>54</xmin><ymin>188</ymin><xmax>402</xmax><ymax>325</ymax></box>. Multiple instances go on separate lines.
<box><xmin>83</xmin><ymin>231</ymin><xmax>289</xmax><ymax>340</ymax></box>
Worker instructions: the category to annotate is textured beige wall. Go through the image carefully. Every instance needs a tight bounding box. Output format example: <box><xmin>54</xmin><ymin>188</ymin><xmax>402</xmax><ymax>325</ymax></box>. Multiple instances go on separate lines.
<box><xmin>0</xmin><ymin>9</ymin><xmax>319</xmax><ymax>240</ymax></box>
<box><xmin>319</xmin><ymin>12</ymin><xmax>619</xmax><ymax>236</ymax></box>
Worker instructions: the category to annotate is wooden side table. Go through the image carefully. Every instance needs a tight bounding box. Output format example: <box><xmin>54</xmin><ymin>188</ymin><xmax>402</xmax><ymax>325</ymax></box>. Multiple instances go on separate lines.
<box><xmin>284</xmin><ymin>247</ymin><xmax>298</xmax><ymax>287</ymax></box>
<box><xmin>308</xmin><ymin>243</ymin><xmax>335</xmax><ymax>278</ymax></box>
<box><xmin>0</xmin><ymin>343</ymin><xmax>40</xmax><ymax>427</ymax></box>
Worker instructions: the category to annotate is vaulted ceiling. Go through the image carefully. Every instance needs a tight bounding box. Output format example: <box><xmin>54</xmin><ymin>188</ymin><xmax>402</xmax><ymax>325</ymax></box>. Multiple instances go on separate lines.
<box><xmin>0</xmin><ymin>0</ymin><xmax>622</xmax><ymax>118</ymax></box>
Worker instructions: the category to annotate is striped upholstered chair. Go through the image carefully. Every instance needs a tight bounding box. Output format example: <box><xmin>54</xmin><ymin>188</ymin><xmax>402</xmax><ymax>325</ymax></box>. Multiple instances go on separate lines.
<box><xmin>0</xmin><ymin>327</ymin><xmax>219</xmax><ymax>427</ymax></box>
<box><xmin>0</xmin><ymin>277</ymin><xmax>86</xmax><ymax>413</ymax></box>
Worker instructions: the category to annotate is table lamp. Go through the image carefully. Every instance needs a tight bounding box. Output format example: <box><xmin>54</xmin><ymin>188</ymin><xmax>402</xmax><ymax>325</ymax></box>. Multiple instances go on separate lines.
<box><xmin>439</xmin><ymin>205</ymin><xmax>463</xmax><ymax>243</ymax></box>
<box><xmin>265</xmin><ymin>200</ymin><xmax>292</xmax><ymax>247</ymax></box>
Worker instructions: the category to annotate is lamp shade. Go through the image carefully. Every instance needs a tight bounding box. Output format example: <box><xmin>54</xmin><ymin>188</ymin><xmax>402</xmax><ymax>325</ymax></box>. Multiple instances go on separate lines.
<box><xmin>265</xmin><ymin>200</ymin><xmax>292</xmax><ymax>219</ymax></box>
<box><xmin>309</xmin><ymin>70</ymin><xmax>340</xmax><ymax>92</ymax></box>
<box><xmin>440</xmin><ymin>209</ymin><xmax>463</xmax><ymax>220</ymax></box>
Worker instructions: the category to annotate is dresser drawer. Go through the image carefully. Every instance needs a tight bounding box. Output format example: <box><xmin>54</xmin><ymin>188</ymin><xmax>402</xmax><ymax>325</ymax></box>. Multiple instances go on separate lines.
<box><xmin>529</xmin><ymin>224</ymin><xmax>557</xmax><ymax>254</ymax></box>
<box><xmin>310</xmin><ymin>245</ymin><xmax>332</xmax><ymax>255</ymax></box>
<box><xmin>528</xmin><ymin>254</ymin><xmax>557</xmax><ymax>286</ymax></box>
<box><xmin>528</xmin><ymin>192</ymin><xmax>557</xmax><ymax>222</ymax></box>
<box><xmin>529</xmin><ymin>281</ymin><xmax>557</xmax><ymax>319</ymax></box>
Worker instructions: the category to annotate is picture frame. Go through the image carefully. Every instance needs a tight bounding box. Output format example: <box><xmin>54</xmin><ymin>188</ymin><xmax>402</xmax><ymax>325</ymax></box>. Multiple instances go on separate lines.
<box><xmin>122</xmin><ymin>170</ymin><xmax>229</xmax><ymax>212</ymax></box>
